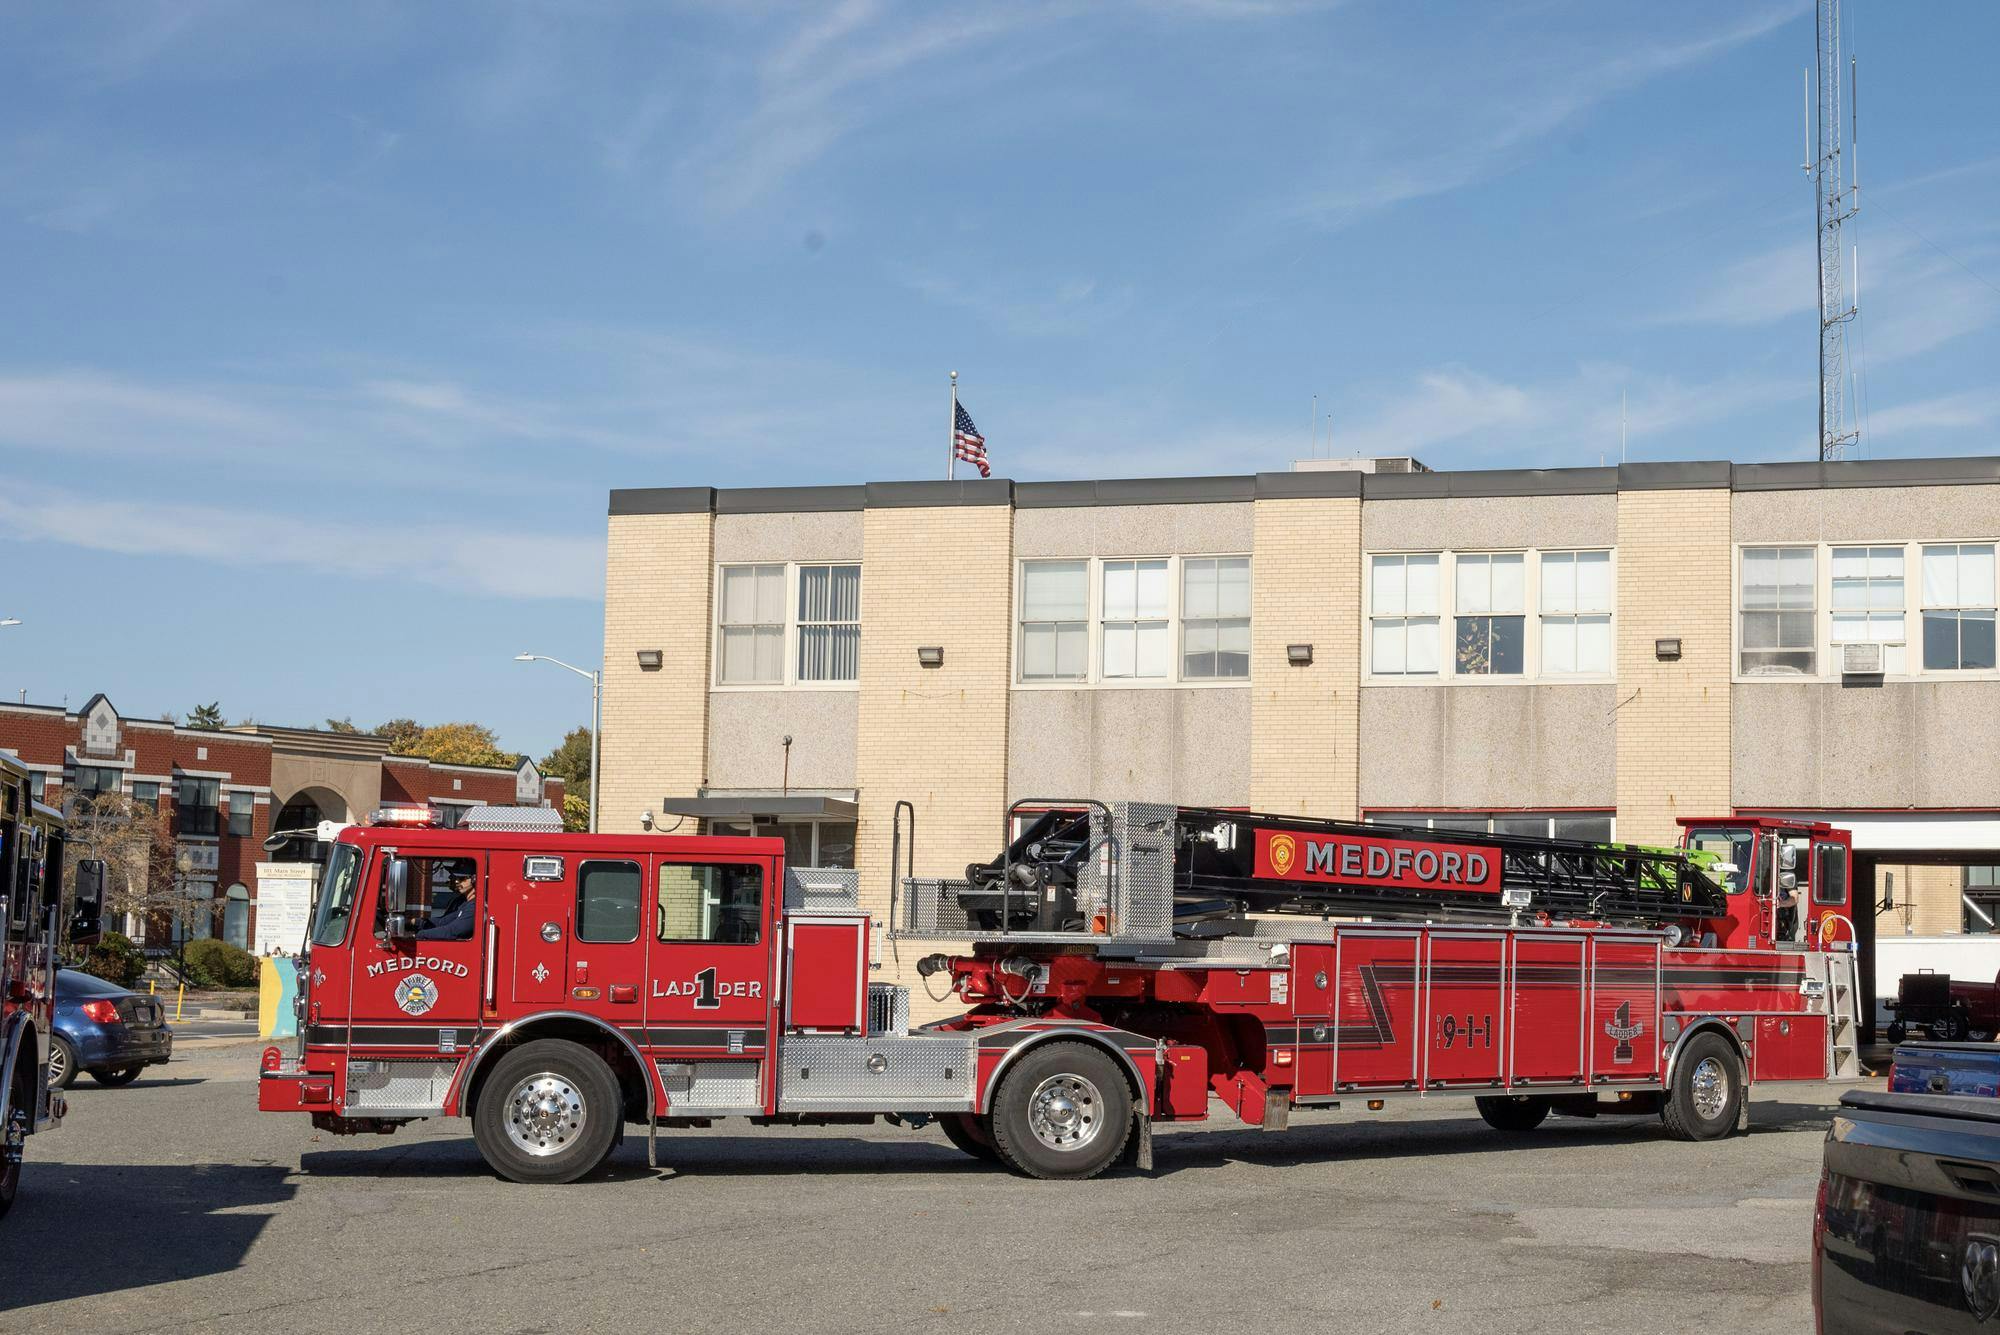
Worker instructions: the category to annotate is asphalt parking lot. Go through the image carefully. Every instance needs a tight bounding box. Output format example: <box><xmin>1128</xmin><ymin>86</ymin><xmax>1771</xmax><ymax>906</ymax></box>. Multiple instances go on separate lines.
<box><xmin>4</xmin><ymin>1038</ymin><xmax>1859</xmax><ymax>1335</ymax></box>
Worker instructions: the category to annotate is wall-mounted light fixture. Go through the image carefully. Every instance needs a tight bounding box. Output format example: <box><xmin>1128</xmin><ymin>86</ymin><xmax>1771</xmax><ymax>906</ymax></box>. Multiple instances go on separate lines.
<box><xmin>1654</xmin><ymin>637</ymin><xmax>1682</xmax><ymax>662</ymax></box>
<box><xmin>917</xmin><ymin>645</ymin><xmax>945</xmax><ymax>668</ymax></box>
<box><xmin>636</xmin><ymin>649</ymin><xmax>663</xmax><ymax>670</ymax></box>
<box><xmin>1286</xmin><ymin>643</ymin><xmax>1314</xmax><ymax>667</ymax></box>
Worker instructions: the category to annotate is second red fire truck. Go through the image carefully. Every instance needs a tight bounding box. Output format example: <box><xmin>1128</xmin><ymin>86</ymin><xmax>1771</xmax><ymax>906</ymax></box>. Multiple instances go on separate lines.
<box><xmin>259</xmin><ymin>798</ymin><xmax>1862</xmax><ymax>1183</ymax></box>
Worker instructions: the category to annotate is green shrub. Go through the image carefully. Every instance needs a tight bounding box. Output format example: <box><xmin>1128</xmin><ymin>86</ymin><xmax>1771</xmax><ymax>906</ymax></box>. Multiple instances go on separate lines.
<box><xmin>182</xmin><ymin>938</ymin><xmax>260</xmax><ymax>989</ymax></box>
<box><xmin>72</xmin><ymin>930</ymin><xmax>147</xmax><ymax>988</ymax></box>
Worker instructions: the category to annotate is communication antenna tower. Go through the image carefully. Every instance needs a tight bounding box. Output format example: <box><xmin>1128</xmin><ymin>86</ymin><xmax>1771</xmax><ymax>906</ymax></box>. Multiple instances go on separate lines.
<box><xmin>1805</xmin><ymin>0</ymin><xmax>1860</xmax><ymax>460</ymax></box>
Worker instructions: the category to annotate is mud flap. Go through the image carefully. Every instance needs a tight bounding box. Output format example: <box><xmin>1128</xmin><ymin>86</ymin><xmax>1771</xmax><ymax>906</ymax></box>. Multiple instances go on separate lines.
<box><xmin>1737</xmin><ymin>1057</ymin><xmax>1751</xmax><ymax>1134</ymax></box>
<box><xmin>1262</xmin><ymin>1088</ymin><xmax>1291</xmax><ymax>1131</ymax></box>
<box><xmin>1120</xmin><ymin>1110</ymin><xmax>1154</xmax><ymax>1172</ymax></box>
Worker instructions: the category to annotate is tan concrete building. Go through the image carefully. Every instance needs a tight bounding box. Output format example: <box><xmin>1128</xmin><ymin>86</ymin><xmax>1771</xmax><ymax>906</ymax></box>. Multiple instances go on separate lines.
<box><xmin>600</xmin><ymin>457</ymin><xmax>2000</xmax><ymax>1009</ymax></box>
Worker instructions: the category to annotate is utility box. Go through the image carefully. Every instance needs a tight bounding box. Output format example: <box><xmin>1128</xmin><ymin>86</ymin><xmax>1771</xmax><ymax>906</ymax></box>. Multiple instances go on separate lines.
<box><xmin>784</xmin><ymin>915</ymin><xmax>869</xmax><ymax>1032</ymax></box>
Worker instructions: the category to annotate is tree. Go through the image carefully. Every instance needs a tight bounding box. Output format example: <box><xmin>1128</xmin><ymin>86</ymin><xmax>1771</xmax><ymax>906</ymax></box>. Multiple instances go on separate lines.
<box><xmin>540</xmin><ymin>727</ymin><xmax>592</xmax><ymax>790</ymax></box>
<box><xmin>324</xmin><ymin>717</ymin><xmax>361</xmax><ymax>734</ymax></box>
<box><xmin>186</xmin><ymin>702</ymin><xmax>224</xmax><ymax>730</ymax></box>
<box><xmin>61</xmin><ymin>793</ymin><xmax>212</xmax><ymax>949</ymax></box>
<box><xmin>559</xmin><ymin>792</ymin><xmax>590</xmax><ymax>833</ymax></box>
<box><xmin>402</xmin><ymin>722</ymin><xmax>516</xmax><ymax>769</ymax></box>
<box><xmin>372</xmin><ymin>718</ymin><xmax>424</xmax><ymax>753</ymax></box>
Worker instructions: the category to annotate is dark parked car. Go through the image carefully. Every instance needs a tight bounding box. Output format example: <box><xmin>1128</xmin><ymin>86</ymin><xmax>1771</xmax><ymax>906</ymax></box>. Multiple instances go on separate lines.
<box><xmin>49</xmin><ymin>968</ymin><xmax>173</xmax><ymax>1089</ymax></box>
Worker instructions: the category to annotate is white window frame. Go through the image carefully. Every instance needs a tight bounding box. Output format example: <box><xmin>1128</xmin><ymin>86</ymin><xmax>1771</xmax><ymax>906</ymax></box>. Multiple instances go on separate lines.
<box><xmin>1920</xmin><ymin>542</ymin><xmax>1998</xmax><ymax>675</ymax></box>
<box><xmin>795</xmin><ymin>562</ymin><xmax>862</xmax><ymax>684</ymax></box>
<box><xmin>1539</xmin><ymin>549</ymin><xmax>1615</xmax><ymax>678</ymax></box>
<box><xmin>1829</xmin><ymin>544</ymin><xmax>1908</xmax><ymax>676</ymax></box>
<box><xmin>1363</xmin><ymin>548</ymin><xmax>1616</xmax><ymax>685</ymax></box>
<box><xmin>1366</xmin><ymin>552</ymin><xmax>1444</xmax><ymax>679</ymax></box>
<box><xmin>1736</xmin><ymin>545</ymin><xmax>1819</xmax><ymax>679</ymax></box>
<box><xmin>713</xmin><ymin>561</ymin><xmax>862</xmax><ymax>691</ymax></box>
<box><xmin>1363</xmin><ymin>809</ymin><xmax>1618</xmax><ymax>841</ymax></box>
<box><xmin>1732</xmin><ymin>538</ymin><xmax>2000</xmax><ymax>685</ymax></box>
<box><xmin>1180</xmin><ymin>556</ymin><xmax>1252</xmax><ymax>681</ymax></box>
<box><xmin>1012</xmin><ymin>555</ymin><xmax>1253</xmax><ymax>689</ymax></box>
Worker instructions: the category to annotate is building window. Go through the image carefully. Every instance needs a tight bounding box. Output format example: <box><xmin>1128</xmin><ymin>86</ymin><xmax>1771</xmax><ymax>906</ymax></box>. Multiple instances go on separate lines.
<box><xmin>1540</xmin><ymin>550</ymin><xmax>1613</xmax><ymax>675</ymax></box>
<box><xmin>1182</xmin><ymin>557</ymin><xmax>1250</xmax><ymax>679</ymax></box>
<box><xmin>718</xmin><ymin>564</ymin><xmax>786</xmax><ymax>684</ymax></box>
<box><xmin>1100</xmin><ymin>559</ymin><xmax>1170</xmax><ymax>680</ymax></box>
<box><xmin>1740</xmin><ymin>546</ymin><xmax>1817</xmax><ymax>676</ymax></box>
<box><xmin>708</xmin><ymin>818</ymin><xmax>857</xmax><ymax>869</ymax></box>
<box><xmin>1369</xmin><ymin>554</ymin><xmax>1441</xmax><ymax>676</ymax></box>
<box><xmin>1831</xmin><ymin>545</ymin><xmax>1907</xmax><ymax>674</ymax></box>
<box><xmin>28</xmin><ymin>772</ymin><xmax>45</xmax><ymax>802</ymax></box>
<box><xmin>176</xmin><ymin>776</ymin><xmax>221</xmax><ymax>836</ymax></box>
<box><xmin>1453</xmin><ymin>553</ymin><xmax>1525</xmax><ymax>676</ymax></box>
<box><xmin>132</xmin><ymin>781</ymin><xmax>159</xmax><ymax>804</ymax></box>
<box><xmin>1369</xmin><ymin>810</ymin><xmax>1615</xmax><ymax>843</ymax></box>
<box><xmin>797</xmin><ymin>564</ymin><xmax>861</xmax><ymax>682</ymax></box>
<box><xmin>227</xmin><ymin>797</ymin><xmax>254</xmax><ymax>838</ymax></box>
<box><xmin>1020</xmin><ymin>560</ymin><xmax>1089</xmax><ymax>682</ymax></box>
<box><xmin>72</xmin><ymin>765</ymin><xmax>122</xmax><ymax>801</ymax></box>
<box><xmin>1966</xmin><ymin>866</ymin><xmax>2000</xmax><ymax>933</ymax></box>
<box><xmin>1921</xmin><ymin>543</ymin><xmax>1997</xmax><ymax>672</ymax></box>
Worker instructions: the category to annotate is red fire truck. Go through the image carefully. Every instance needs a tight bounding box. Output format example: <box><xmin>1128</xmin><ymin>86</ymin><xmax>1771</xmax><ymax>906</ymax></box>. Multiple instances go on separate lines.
<box><xmin>2</xmin><ymin>754</ymin><xmax>106</xmax><ymax>1219</ymax></box>
<box><xmin>259</xmin><ymin>799</ymin><xmax>1862</xmax><ymax>1184</ymax></box>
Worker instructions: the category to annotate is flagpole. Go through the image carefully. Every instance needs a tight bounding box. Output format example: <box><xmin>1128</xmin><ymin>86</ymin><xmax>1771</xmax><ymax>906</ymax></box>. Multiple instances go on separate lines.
<box><xmin>948</xmin><ymin>371</ymin><xmax>958</xmax><ymax>481</ymax></box>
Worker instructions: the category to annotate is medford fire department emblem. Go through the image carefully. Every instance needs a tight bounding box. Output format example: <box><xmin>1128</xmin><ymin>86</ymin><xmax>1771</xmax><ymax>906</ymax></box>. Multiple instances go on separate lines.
<box><xmin>1268</xmin><ymin>833</ymin><xmax>1298</xmax><ymax>878</ymax></box>
<box><xmin>1604</xmin><ymin>1001</ymin><xmax>1644</xmax><ymax>1064</ymax></box>
<box><xmin>394</xmin><ymin>973</ymin><xmax>440</xmax><ymax>1017</ymax></box>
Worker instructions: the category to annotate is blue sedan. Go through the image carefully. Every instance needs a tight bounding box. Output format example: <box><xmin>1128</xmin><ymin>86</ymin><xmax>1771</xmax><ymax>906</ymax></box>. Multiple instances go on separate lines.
<box><xmin>49</xmin><ymin>968</ymin><xmax>173</xmax><ymax>1089</ymax></box>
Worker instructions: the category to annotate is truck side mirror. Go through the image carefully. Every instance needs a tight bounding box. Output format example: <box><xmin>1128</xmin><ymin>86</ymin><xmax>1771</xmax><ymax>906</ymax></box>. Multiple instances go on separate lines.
<box><xmin>71</xmin><ymin>858</ymin><xmax>105</xmax><ymax>946</ymax></box>
<box><xmin>380</xmin><ymin>858</ymin><xmax>418</xmax><ymax>940</ymax></box>
<box><xmin>1778</xmin><ymin>843</ymin><xmax>1798</xmax><ymax>872</ymax></box>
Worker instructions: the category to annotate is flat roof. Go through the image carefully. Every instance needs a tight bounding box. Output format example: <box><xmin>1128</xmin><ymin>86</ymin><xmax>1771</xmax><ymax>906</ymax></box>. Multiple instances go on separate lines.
<box><xmin>609</xmin><ymin>455</ymin><xmax>2000</xmax><ymax>515</ymax></box>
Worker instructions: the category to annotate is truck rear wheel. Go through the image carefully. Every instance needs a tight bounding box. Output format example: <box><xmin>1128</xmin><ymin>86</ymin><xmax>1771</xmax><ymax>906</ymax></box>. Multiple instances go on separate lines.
<box><xmin>938</xmin><ymin>1113</ymin><xmax>998</xmax><ymax>1162</ymax></box>
<box><xmin>1475</xmin><ymin>1095</ymin><xmax>1550</xmax><ymax>1133</ymax></box>
<box><xmin>988</xmin><ymin>1042</ymin><xmax>1132</xmax><ymax>1181</ymax></box>
<box><xmin>1662</xmin><ymin>1032</ymin><xmax>1743</xmax><ymax>1141</ymax></box>
<box><xmin>1</xmin><ymin>1084</ymin><xmax>26</xmax><ymax>1220</ymax></box>
<box><xmin>473</xmin><ymin>1040</ymin><xmax>622</xmax><ymax>1185</ymax></box>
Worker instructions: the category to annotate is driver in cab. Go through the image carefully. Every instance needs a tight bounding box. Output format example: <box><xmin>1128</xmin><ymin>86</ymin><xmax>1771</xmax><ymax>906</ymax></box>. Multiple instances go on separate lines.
<box><xmin>418</xmin><ymin>863</ymin><xmax>478</xmax><ymax>941</ymax></box>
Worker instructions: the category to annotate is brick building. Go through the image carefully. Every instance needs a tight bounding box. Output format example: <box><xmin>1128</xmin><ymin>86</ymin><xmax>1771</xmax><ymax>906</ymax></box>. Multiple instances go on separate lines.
<box><xmin>598</xmin><ymin>455</ymin><xmax>2000</xmax><ymax>1016</ymax></box>
<box><xmin>1</xmin><ymin>696</ymin><xmax>564</xmax><ymax>951</ymax></box>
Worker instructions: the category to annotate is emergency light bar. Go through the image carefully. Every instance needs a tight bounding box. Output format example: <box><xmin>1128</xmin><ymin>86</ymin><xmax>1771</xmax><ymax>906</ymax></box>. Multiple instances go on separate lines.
<box><xmin>370</xmin><ymin>804</ymin><xmax>438</xmax><ymax>827</ymax></box>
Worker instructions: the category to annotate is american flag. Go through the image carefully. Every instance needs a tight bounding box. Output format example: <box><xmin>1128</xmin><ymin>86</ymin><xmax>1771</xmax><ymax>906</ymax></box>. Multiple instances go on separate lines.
<box><xmin>953</xmin><ymin>400</ymin><xmax>990</xmax><ymax>478</ymax></box>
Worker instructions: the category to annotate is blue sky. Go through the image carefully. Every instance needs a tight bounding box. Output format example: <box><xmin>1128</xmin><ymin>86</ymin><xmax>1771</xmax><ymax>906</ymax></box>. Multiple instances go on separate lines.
<box><xmin>3</xmin><ymin>1</ymin><xmax>1997</xmax><ymax>761</ymax></box>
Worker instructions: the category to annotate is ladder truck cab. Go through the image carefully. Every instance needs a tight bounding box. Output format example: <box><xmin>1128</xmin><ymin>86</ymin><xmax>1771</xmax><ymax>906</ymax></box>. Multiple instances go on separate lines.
<box><xmin>1</xmin><ymin>754</ymin><xmax>107</xmax><ymax>1220</ymax></box>
<box><xmin>259</xmin><ymin>799</ymin><xmax>1863</xmax><ymax>1185</ymax></box>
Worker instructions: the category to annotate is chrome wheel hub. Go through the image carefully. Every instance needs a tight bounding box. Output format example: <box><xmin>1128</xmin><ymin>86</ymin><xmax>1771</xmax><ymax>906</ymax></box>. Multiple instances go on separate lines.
<box><xmin>45</xmin><ymin>1045</ymin><xmax>65</xmax><ymax>1085</ymax></box>
<box><xmin>1690</xmin><ymin>1056</ymin><xmax>1728</xmax><ymax>1121</ymax></box>
<box><xmin>1027</xmin><ymin>1073</ymin><xmax>1102</xmax><ymax>1152</ymax></box>
<box><xmin>504</xmin><ymin>1073</ymin><xmax>587</xmax><ymax>1158</ymax></box>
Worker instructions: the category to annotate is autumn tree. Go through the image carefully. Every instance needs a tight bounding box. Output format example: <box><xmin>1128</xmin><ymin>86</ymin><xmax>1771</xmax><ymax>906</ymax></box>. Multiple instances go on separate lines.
<box><xmin>372</xmin><ymin>718</ymin><xmax>424</xmax><ymax>753</ymax></box>
<box><xmin>324</xmin><ymin>717</ymin><xmax>361</xmax><ymax>734</ymax></box>
<box><xmin>402</xmin><ymin>722</ymin><xmax>516</xmax><ymax>768</ymax></box>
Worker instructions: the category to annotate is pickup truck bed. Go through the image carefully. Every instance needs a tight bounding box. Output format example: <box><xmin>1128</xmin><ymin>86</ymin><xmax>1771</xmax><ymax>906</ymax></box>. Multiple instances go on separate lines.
<box><xmin>1819</xmin><ymin>1087</ymin><xmax>2000</xmax><ymax>1332</ymax></box>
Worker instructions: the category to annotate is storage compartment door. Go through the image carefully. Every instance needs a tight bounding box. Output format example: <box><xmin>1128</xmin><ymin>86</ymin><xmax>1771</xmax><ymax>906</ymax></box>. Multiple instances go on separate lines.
<box><xmin>784</xmin><ymin>915</ymin><xmax>869</xmax><ymax>1033</ymax></box>
<box><xmin>1291</xmin><ymin>944</ymin><xmax>1335</xmax><ymax>1099</ymax></box>
<box><xmin>1424</xmin><ymin>934</ymin><xmax>1504</xmax><ymax>1090</ymax></box>
<box><xmin>1510</xmin><ymin>936</ymin><xmax>1586</xmax><ymax>1086</ymax></box>
<box><xmin>1751</xmin><ymin>1014</ymin><xmax>1828</xmax><ymax>1081</ymax></box>
<box><xmin>1334</xmin><ymin>934</ymin><xmax>1419</xmax><ymax>1090</ymax></box>
<box><xmin>1589</xmin><ymin>938</ymin><xmax>1662</xmax><ymax>1083</ymax></box>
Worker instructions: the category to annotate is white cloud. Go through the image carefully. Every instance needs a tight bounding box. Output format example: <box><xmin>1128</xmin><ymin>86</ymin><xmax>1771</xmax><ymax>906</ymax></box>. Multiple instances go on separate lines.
<box><xmin>1864</xmin><ymin>389</ymin><xmax>2000</xmax><ymax>439</ymax></box>
<box><xmin>0</xmin><ymin>481</ymin><xmax>601</xmax><ymax>602</ymax></box>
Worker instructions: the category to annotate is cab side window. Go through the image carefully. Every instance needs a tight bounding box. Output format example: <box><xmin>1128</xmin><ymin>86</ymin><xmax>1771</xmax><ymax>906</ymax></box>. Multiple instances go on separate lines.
<box><xmin>375</xmin><ymin>855</ymin><xmax>480</xmax><ymax>941</ymax></box>
<box><xmin>1814</xmin><ymin>844</ymin><xmax>1848</xmax><ymax>906</ymax></box>
<box><xmin>657</xmin><ymin>863</ymin><xmax>763</xmax><ymax>944</ymax></box>
<box><xmin>578</xmin><ymin>860</ymin><xmax>642</xmax><ymax>943</ymax></box>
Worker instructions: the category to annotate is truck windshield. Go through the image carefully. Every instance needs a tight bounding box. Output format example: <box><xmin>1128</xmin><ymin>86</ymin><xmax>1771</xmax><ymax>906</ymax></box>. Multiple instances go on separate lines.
<box><xmin>1685</xmin><ymin>828</ymin><xmax>1755</xmax><ymax>896</ymax></box>
<box><xmin>310</xmin><ymin>844</ymin><xmax>363</xmax><ymax>947</ymax></box>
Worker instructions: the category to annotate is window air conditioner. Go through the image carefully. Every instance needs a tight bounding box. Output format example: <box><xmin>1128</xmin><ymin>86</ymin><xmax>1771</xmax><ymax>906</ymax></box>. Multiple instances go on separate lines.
<box><xmin>1839</xmin><ymin>641</ymin><xmax>1885</xmax><ymax>676</ymax></box>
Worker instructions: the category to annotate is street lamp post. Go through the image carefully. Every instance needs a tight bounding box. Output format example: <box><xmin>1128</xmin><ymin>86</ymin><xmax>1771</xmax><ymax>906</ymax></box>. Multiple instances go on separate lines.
<box><xmin>514</xmin><ymin>653</ymin><xmax>601</xmax><ymax>833</ymax></box>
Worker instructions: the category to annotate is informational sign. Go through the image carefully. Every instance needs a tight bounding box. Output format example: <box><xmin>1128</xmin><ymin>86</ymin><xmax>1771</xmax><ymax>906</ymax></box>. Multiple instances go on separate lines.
<box><xmin>1253</xmin><ymin>828</ymin><xmax>1502</xmax><ymax>894</ymax></box>
<box><xmin>253</xmin><ymin>861</ymin><xmax>316</xmax><ymax>956</ymax></box>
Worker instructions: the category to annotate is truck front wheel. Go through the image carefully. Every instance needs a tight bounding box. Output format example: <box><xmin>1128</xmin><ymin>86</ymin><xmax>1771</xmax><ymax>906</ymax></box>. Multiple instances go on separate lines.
<box><xmin>1662</xmin><ymin>1032</ymin><xmax>1744</xmax><ymax>1141</ymax></box>
<box><xmin>0</xmin><ymin>1078</ymin><xmax>27</xmax><ymax>1220</ymax></box>
<box><xmin>988</xmin><ymin>1042</ymin><xmax>1133</xmax><ymax>1181</ymax></box>
<box><xmin>473</xmin><ymin>1040</ymin><xmax>622</xmax><ymax>1185</ymax></box>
